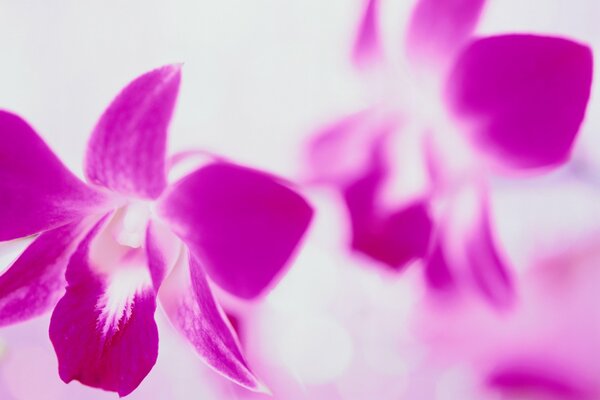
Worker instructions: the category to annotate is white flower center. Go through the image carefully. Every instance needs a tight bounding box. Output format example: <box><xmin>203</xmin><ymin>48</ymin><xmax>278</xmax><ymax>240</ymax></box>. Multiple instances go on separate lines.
<box><xmin>115</xmin><ymin>201</ymin><xmax>152</xmax><ymax>248</ymax></box>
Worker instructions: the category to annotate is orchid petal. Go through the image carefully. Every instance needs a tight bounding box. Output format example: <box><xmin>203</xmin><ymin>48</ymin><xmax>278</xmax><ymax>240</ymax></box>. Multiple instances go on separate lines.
<box><xmin>423</xmin><ymin>240</ymin><xmax>455</xmax><ymax>291</ymax></box>
<box><xmin>85</xmin><ymin>64</ymin><xmax>181</xmax><ymax>199</ymax></box>
<box><xmin>406</xmin><ymin>0</ymin><xmax>486</xmax><ymax>64</ymax></box>
<box><xmin>49</xmin><ymin>217</ymin><xmax>159</xmax><ymax>396</ymax></box>
<box><xmin>488</xmin><ymin>363</ymin><xmax>589</xmax><ymax>399</ymax></box>
<box><xmin>342</xmin><ymin>139</ymin><xmax>385</xmax><ymax>233</ymax></box>
<box><xmin>145</xmin><ymin>219</ymin><xmax>182</xmax><ymax>291</ymax></box>
<box><xmin>358</xmin><ymin>202</ymin><xmax>432</xmax><ymax>269</ymax></box>
<box><xmin>342</xmin><ymin>139</ymin><xmax>432</xmax><ymax>270</ymax></box>
<box><xmin>158</xmin><ymin>249</ymin><xmax>266</xmax><ymax>392</ymax></box>
<box><xmin>0</xmin><ymin>111</ymin><xmax>109</xmax><ymax>241</ymax></box>
<box><xmin>352</xmin><ymin>0</ymin><xmax>383</xmax><ymax>68</ymax></box>
<box><xmin>306</xmin><ymin>110</ymin><xmax>395</xmax><ymax>185</ymax></box>
<box><xmin>443</xmin><ymin>183</ymin><xmax>514</xmax><ymax>307</ymax></box>
<box><xmin>345</xmin><ymin>178</ymin><xmax>432</xmax><ymax>269</ymax></box>
<box><xmin>447</xmin><ymin>35</ymin><xmax>593</xmax><ymax>170</ymax></box>
<box><xmin>158</xmin><ymin>162</ymin><xmax>313</xmax><ymax>299</ymax></box>
<box><xmin>465</xmin><ymin>202</ymin><xmax>513</xmax><ymax>306</ymax></box>
<box><xmin>0</xmin><ymin>220</ymin><xmax>92</xmax><ymax>326</ymax></box>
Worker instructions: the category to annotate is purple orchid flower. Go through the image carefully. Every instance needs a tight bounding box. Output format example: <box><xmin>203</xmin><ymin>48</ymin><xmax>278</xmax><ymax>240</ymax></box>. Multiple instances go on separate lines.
<box><xmin>416</xmin><ymin>235</ymin><xmax>600</xmax><ymax>399</ymax></box>
<box><xmin>0</xmin><ymin>65</ymin><xmax>313</xmax><ymax>396</ymax></box>
<box><xmin>307</xmin><ymin>0</ymin><xmax>593</xmax><ymax>307</ymax></box>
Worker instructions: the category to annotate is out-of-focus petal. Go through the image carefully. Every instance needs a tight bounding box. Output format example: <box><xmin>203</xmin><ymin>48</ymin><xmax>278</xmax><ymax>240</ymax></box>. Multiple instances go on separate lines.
<box><xmin>352</xmin><ymin>0</ymin><xmax>383</xmax><ymax>68</ymax></box>
<box><xmin>158</xmin><ymin>250</ymin><xmax>266</xmax><ymax>392</ymax></box>
<box><xmin>158</xmin><ymin>162</ymin><xmax>313</xmax><ymax>299</ymax></box>
<box><xmin>49</xmin><ymin>217</ymin><xmax>159</xmax><ymax>397</ymax></box>
<box><xmin>85</xmin><ymin>64</ymin><xmax>182</xmax><ymax>199</ymax></box>
<box><xmin>488</xmin><ymin>363</ymin><xmax>591</xmax><ymax>399</ymax></box>
<box><xmin>447</xmin><ymin>35</ymin><xmax>593</xmax><ymax>171</ymax></box>
<box><xmin>343</xmin><ymin>138</ymin><xmax>432</xmax><ymax>270</ymax></box>
<box><xmin>306</xmin><ymin>110</ymin><xmax>396</xmax><ymax>185</ymax></box>
<box><xmin>354</xmin><ymin>202</ymin><xmax>432</xmax><ymax>269</ymax></box>
<box><xmin>0</xmin><ymin>220</ymin><xmax>92</xmax><ymax>326</ymax></box>
<box><xmin>465</xmin><ymin>201</ymin><xmax>513</xmax><ymax>306</ymax></box>
<box><xmin>424</xmin><ymin>239</ymin><xmax>455</xmax><ymax>291</ymax></box>
<box><xmin>0</xmin><ymin>111</ymin><xmax>109</xmax><ymax>241</ymax></box>
<box><xmin>406</xmin><ymin>0</ymin><xmax>486</xmax><ymax>64</ymax></box>
<box><xmin>443</xmin><ymin>183</ymin><xmax>514</xmax><ymax>307</ymax></box>
<box><xmin>342</xmin><ymin>138</ymin><xmax>385</xmax><ymax>234</ymax></box>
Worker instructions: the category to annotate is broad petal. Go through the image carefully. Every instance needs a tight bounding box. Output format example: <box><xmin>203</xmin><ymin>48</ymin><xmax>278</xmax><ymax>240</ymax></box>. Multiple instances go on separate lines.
<box><xmin>406</xmin><ymin>0</ymin><xmax>486</xmax><ymax>64</ymax></box>
<box><xmin>343</xmin><ymin>138</ymin><xmax>432</xmax><ymax>270</ymax></box>
<box><xmin>352</xmin><ymin>0</ymin><xmax>383</xmax><ymax>68</ymax></box>
<box><xmin>85</xmin><ymin>65</ymin><xmax>181</xmax><ymax>199</ymax></box>
<box><xmin>158</xmin><ymin>249</ymin><xmax>265</xmax><ymax>392</ymax></box>
<box><xmin>0</xmin><ymin>220</ymin><xmax>92</xmax><ymax>326</ymax></box>
<box><xmin>49</xmin><ymin>217</ymin><xmax>159</xmax><ymax>397</ymax></box>
<box><xmin>158</xmin><ymin>162</ymin><xmax>313</xmax><ymax>299</ymax></box>
<box><xmin>0</xmin><ymin>111</ymin><xmax>109</xmax><ymax>241</ymax></box>
<box><xmin>488</xmin><ymin>363</ymin><xmax>590</xmax><ymax>399</ymax></box>
<box><xmin>358</xmin><ymin>203</ymin><xmax>432</xmax><ymax>269</ymax></box>
<box><xmin>447</xmin><ymin>35</ymin><xmax>593</xmax><ymax>170</ymax></box>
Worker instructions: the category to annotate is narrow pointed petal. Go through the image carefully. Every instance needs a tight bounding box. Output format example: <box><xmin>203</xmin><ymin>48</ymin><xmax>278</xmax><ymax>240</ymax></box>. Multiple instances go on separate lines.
<box><xmin>488</xmin><ymin>363</ymin><xmax>590</xmax><ymax>399</ymax></box>
<box><xmin>424</xmin><ymin>239</ymin><xmax>455</xmax><ymax>291</ymax></box>
<box><xmin>406</xmin><ymin>0</ymin><xmax>486</xmax><ymax>64</ymax></box>
<box><xmin>465</xmin><ymin>203</ymin><xmax>513</xmax><ymax>306</ymax></box>
<box><xmin>49</xmin><ymin>218</ymin><xmax>159</xmax><ymax>396</ymax></box>
<box><xmin>85</xmin><ymin>65</ymin><xmax>182</xmax><ymax>199</ymax></box>
<box><xmin>158</xmin><ymin>250</ymin><xmax>265</xmax><ymax>391</ymax></box>
<box><xmin>352</xmin><ymin>0</ymin><xmax>383</xmax><ymax>68</ymax></box>
<box><xmin>447</xmin><ymin>35</ymin><xmax>593</xmax><ymax>170</ymax></box>
<box><xmin>158</xmin><ymin>162</ymin><xmax>313</xmax><ymax>299</ymax></box>
<box><xmin>0</xmin><ymin>111</ymin><xmax>109</xmax><ymax>241</ymax></box>
<box><xmin>0</xmin><ymin>220</ymin><xmax>92</xmax><ymax>326</ymax></box>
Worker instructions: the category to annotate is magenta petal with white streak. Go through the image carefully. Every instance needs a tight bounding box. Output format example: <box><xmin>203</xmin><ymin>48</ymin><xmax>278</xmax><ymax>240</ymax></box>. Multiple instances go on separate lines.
<box><xmin>158</xmin><ymin>162</ymin><xmax>313</xmax><ymax>299</ymax></box>
<box><xmin>0</xmin><ymin>111</ymin><xmax>108</xmax><ymax>241</ymax></box>
<box><xmin>157</xmin><ymin>249</ymin><xmax>265</xmax><ymax>391</ymax></box>
<box><xmin>444</xmin><ymin>184</ymin><xmax>514</xmax><ymax>307</ymax></box>
<box><xmin>49</xmin><ymin>219</ymin><xmax>159</xmax><ymax>397</ymax></box>
<box><xmin>447</xmin><ymin>35</ymin><xmax>593</xmax><ymax>170</ymax></box>
<box><xmin>465</xmin><ymin>203</ymin><xmax>513</xmax><ymax>306</ymax></box>
<box><xmin>353</xmin><ymin>202</ymin><xmax>432</xmax><ymax>270</ymax></box>
<box><xmin>0</xmin><ymin>220</ymin><xmax>91</xmax><ymax>326</ymax></box>
<box><xmin>406</xmin><ymin>0</ymin><xmax>486</xmax><ymax>63</ymax></box>
<box><xmin>85</xmin><ymin>65</ymin><xmax>181</xmax><ymax>199</ymax></box>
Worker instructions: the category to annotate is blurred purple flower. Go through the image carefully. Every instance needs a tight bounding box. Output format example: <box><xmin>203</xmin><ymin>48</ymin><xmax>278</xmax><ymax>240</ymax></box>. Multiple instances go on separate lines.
<box><xmin>307</xmin><ymin>0</ymin><xmax>593</xmax><ymax>307</ymax></box>
<box><xmin>0</xmin><ymin>65</ymin><xmax>313</xmax><ymax>396</ymax></box>
<box><xmin>417</xmin><ymin>237</ymin><xmax>600</xmax><ymax>399</ymax></box>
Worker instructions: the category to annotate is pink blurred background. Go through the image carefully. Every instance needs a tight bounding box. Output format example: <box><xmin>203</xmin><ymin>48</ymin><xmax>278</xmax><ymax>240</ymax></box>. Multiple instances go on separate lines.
<box><xmin>2</xmin><ymin>1</ymin><xmax>600</xmax><ymax>399</ymax></box>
